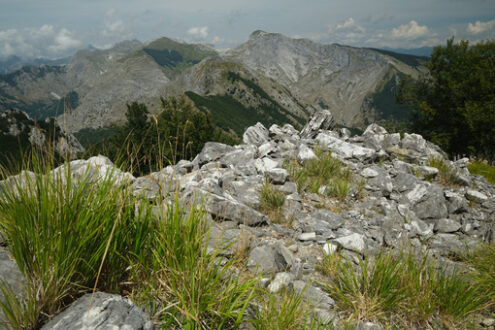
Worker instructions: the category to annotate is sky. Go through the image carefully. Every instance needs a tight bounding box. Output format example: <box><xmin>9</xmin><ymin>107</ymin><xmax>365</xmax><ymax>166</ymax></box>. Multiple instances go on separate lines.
<box><xmin>0</xmin><ymin>0</ymin><xmax>494</xmax><ymax>60</ymax></box>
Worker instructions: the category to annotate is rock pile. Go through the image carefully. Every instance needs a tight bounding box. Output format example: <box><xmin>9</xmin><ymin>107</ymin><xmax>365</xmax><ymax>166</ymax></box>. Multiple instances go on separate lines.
<box><xmin>1</xmin><ymin>110</ymin><xmax>494</xmax><ymax>328</ymax></box>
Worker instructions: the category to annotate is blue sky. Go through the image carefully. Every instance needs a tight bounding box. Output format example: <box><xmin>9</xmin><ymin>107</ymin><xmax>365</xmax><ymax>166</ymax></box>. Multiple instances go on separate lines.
<box><xmin>0</xmin><ymin>0</ymin><xmax>494</xmax><ymax>59</ymax></box>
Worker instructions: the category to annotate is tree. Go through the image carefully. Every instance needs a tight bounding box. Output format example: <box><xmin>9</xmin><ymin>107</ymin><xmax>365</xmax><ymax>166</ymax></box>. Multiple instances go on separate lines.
<box><xmin>400</xmin><ymin>38</ymin><xmax>495</xmax><ymax>160</ymax></box>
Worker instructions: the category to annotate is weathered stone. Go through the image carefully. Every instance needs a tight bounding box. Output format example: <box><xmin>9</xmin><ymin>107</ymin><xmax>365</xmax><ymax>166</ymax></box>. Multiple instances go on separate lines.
<box><xmin>41</xmin><ymin>292</ymin><xmax>154</xmax><ymax>330</ymax></box>
<box><xmin>433</xmin><ymin>218</ymin><xmax>461</xmax><ymax>233</ymax></box>
<box><xmin>265</xmin><ymin>168</ymin><xmax>289</xmax><ymax>184</ymax></box>
<box><xmin>300</xmin><ymin>110</ymin><xmax>335</xmax><ymax>139</ymax></box>
<box><xmin>355</xmin><ymin>322</ymin><xmax>384</xmax><ymax>330</ymax></box>
<box><xmin>333</xmin><ymin>233</ymin><xmax>366</xmax><ymax>254</ymax></box>
<box><xmin>316</xmin><ymin>133</ymin><xmax>375</xmax><ymax>161</ymax></box>
<box><xmin>247</xmin><ymin>246</ymin><xmax>284</xmax><ymax>275</ymax></box>
<box><xmin>309</xmin><ymin>209</ymin><xmax>344</xmax><ymax>230</ymax></box>
<box><xmin>268</xmin><ymin>272</ymin><xmax>294</xmax><ymax>293</ymax></box>
<box><xmin>194</xmin><ymin>142</ymin><xmax>235</xmax><ymax>166</ymax></box>
<box><xmin>297</xmin><ymin>143</ymin><xmax>317</xmax><ymax>164</ymax></box>
<box><xmin>298</xmin><ymin>232</ymin><xmax>317</xmax><ymax>241</ymax></box>
<box><xmin>243</xmin><ymin>122</ymin><xmax>269</xmax><ymax>146</ymax></box>
<box><xmin>413</xmin><ymin>186</ymin><xmax>449</xmax><ymax>220</ymax></box>
<box><xmin>466</xmin><ymin>189</ymin><xmax>488</xmax><ymax>202</ymax></box>
<box><xmin>360</xmin><ymin>167</ymin><xmax>379</xmax><ymax>178</ymax></box>
<box><xmin>0</xmin><ymin>248</ymin><xmax>25</xmax><ymax>327</ymax></box>
<box><xmin>291</xmin><ymin>280</ymin><xmax>335</xmax><ymax>309</ymax></box>
<box><xmin>254</xmin><ymin>157</ymin><xmax>280</xmax><ymax>174</ymax></box>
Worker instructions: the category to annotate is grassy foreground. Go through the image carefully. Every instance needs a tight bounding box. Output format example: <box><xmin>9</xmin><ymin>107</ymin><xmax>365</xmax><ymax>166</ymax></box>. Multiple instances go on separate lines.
<box><xmin>0</xmin><ymin>156</ymin><xmax>494</xmax><ymax>329</ymax></box>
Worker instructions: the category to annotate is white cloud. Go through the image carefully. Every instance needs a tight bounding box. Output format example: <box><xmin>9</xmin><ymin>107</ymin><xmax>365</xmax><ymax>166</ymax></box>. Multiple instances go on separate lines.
<box><xmin>336</xmin><ymin>18</ymin><xmax>355</xmax><ymax>30</ymax></box>
<box><xmin>467</xmin><ymin>19</ymin><xmax>495</xmax><ymax>35</ymax></box>
<box><xmin>334</xmin><ymin>17</ymin><xmax>365</xmax><ymax>33</ymax></box>
<box><xmin>102</xmin><ymin>20</ymin><xmax>125</xmax><ymax>38</ymax></box>
<box><xmin>187</xmin><ymin>26</ymin><xmax>208</xmax><ymax>40</ymax></box>
<box><xmin>392</xmin><ymin>20</ymin><xmax>429</xmax><ymax>39</ymax></box>
<box><xmin>211</xmin><ymin>35</ymin><xmax>223</xmax><ymax>44</ymax></box>
<box><xmin>0</xmin><ymin>25</ymin><xmax>82</xmax><ymax>60</ymax></box>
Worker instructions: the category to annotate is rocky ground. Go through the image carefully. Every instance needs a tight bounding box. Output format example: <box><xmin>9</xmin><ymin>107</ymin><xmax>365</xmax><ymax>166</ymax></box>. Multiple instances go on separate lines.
<box><xmin>1</xmin><ymin>110</ymin><xmax>494</xmax><ymax>329</ymax></box>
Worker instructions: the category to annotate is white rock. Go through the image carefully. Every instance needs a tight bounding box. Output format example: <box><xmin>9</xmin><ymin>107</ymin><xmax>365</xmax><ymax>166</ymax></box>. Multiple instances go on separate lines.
<box><xmin>333</xmin><ymin>233</ymin><xmax>365</xmax><ymax>254</ymax></box>
<box><xmin>268</xmin><ymin>272</ymin><xmax>293</xmax><ymax>293</ymax></box>
<box><xmin>297</xmin><ymin>143</ymin><xmax>317</xmax><ymax>164</ymax></box>
<box><xmin>323</xmin><ymin>242</ymin><xmax>338</xmax><ymax>255</ymax></box>
<box><xmin>360</xmin><ymin>168</ymin><xmax>379</xmax><ymax>178</ymax></box>
<box><xmin>466</xmin><ymin>189</ymin><xmax>488</xmax><ymax>201</ymax></box>
<box><xmin>405</xmin><ymin>183</ymin><xmax>429</xmax><ymax>204</ymax></box>
<box><xmin>315</xmin><ymin>133</ymin><xmax>374</xmax><ymax>161</ymax></box>
<box><xmin>298</xmin><ymin>232</ymin><xmax>316</xmax><ymax>241</ymax></box>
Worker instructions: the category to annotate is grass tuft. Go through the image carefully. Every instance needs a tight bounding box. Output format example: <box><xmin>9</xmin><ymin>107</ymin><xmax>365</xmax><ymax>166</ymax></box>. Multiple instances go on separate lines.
<box><xmin>259</xmin><ymin>181</ymin><xmax>286</xmax><ymax>224</ymax></box>
<box><xmin>285</xmin><ymin>146</ymin><xmax>356</xmax><ymax>201</ymax></box>
<box><xmin>427</xmin><ymin>157</ymin><xmax>459</xmax><ymax>186</ymax></box>
<box><xmin>468</xmin><ymin>160</ymin><xmax>495</xmax><ymax>184</ymax></box>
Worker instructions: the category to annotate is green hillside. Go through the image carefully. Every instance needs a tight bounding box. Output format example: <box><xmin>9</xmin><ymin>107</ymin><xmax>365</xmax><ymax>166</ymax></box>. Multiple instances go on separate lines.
<box><xmin>142</xmin><ymin>37</ymin><xmax>217</xmax><ymax>77</ymax></box>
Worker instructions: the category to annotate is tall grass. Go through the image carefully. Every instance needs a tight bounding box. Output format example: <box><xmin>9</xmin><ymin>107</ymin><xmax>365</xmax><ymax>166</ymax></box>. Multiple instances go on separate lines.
<box><xmin>468</xmin><ymin>160</ymin><xmax>495</xmax><ymax>184</ymax></box>
<box><xmin>285</xmin><ymin>146</ymin><xmax>355</xmax><ymax>200</ymax></box>
<box><xmin>259</xmin><ymin>181</ymin><xmax>286</xmax><ymax>224</ymax></box>
<box><xmin>320</xmin><ymin>249</ymin><xmax>489</xmax><ymax>327</ymax></box>
<box><xmin>134</xmin><ymin>197</ymin><xmax>259</xmax><ymax>328</ymax></box>
<box><xmin>0</xmin><ymin>161</ymin><xmax>155</xmax><ymax>328</ymax></box>
<box><xmin>427</xmin><ymin>157</ymin><xmax>459</xmax><ymax>186</ymax></box>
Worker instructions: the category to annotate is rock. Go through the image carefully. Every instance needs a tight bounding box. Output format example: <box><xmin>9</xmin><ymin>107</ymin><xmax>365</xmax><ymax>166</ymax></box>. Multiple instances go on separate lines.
<box><xmin>0</xmin><ymin>248</ymin><xmax>25</xmax><ymax>327</ymax></box>
<box><xmin>466</xmin><ymin>189</ymin><xmax>488</xmax><ymax>202</ymax></box>
<box><xmin>315</xmin><ymin>133</ymin><xmax>375</xmax><ymax>161</ymax></box>
<box><xmin>409</xmin><ymin>219</ymin><xmax>434</xmax><ymax>237</ymax></box>
<box><xmin>265</xmin><ymin>168</ymin><xmax>289</xmax><ymax>184</ymax></box>
<box><xmin>247</xmin><ymin>246</ymin><xmax>285</xmax><ymax>275</ymax></box>
<box><xmin>355</xmin><ymin>322</ymin><xmax>384</xmax><ymax>330</ymax></box>
<box><xmin>401</xmin><ymin>133</ymin><xmax>427</xmax><ymax>154</ymax></box>
<box><xmin>291</xmin><ymin>280</ymin><xmax>335</xmax><ymax>309</ymax></box>
<box><xmin>206</xmin><ymin>193</ymin><xmax>268</xmax><ymax>226</ymax></box>
<box><xmin>298</xmin><ymin>232</ymin><xmax>316</xmax><ymax>241</ymax></box>
<box><xmin>268</xmin><ymin>272</ymin><xmax>294</xmax><ymax>293</ymax></box>
<box><xmin>366</xmin><ymin>168</ymin><xmax>393</xmax><ymax>197</ymax></box>
<box><xmin>444</xmin><ymin>191</ymin><xmax>469</xmax><ymax>214</ymax></box>
<box><xmin>323</xmin><ymin>242</ymin><xmax>338</xmax><ymax>255</ymax></box>
<box><xmin>41</xmin><ymin>292</ymin><xmax>154</xmax><ymax>330</ymax></box>
<box><xmin>333</xmin><ymin>233</ymin><xmax>365</xmax><ymax>254</ymax></box>
<box><xmin>300</xmin><ymin>110</ymin><xmax>336</xmax><ymax>139</ymax></box>
<box><xmin>194</xmin><ymin>142</ymin><xmax>234</xmax><ymax>166</ymax></box>
<box><xmin>433</xmin><ymin>218</ymin><xmax>461</xmax><ymax>233</ymax></box>
<box><xmin>132</xmin><ymin>176</ymin><xmax>159</xmax><ymax>199</ymax></box>
<box><xmin>297</xmin><ymin>143</ymin><xmax>317</xmax><ymax>164</ymax></box>
<box><xmin>243</xmin><ymin>122</ymin><xmax>269</xmax><ymax>147</ymax></box>
<box><xmin>254</xmin><ymin>157</ymin><xmax>280</xmax><ymax>174</ymax></box>
<box><xmin>309</xmin><ymin>209</ymin><xmax>344</xmax><ymax>230</ymax></box>
<box><xmin>363</xmin><ymin>123</ymin><xmax>388</xmax><ymax>136</ymax></box>
<box><xmin>413</xmin><ymin>186</ymin><xmax>448</xmax><ymax>220</ymax></box>
<box><xmin>360</xmin><ymin>167</ymin><xmax>379</xmax><ymax>178</ymax></box>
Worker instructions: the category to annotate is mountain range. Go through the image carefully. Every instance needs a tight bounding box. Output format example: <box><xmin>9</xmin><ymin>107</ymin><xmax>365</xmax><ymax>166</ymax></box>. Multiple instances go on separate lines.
<box><xmin>0</xmin><ymin>31</ymin><xmax>427</xmax><ymax>137</ymax></box>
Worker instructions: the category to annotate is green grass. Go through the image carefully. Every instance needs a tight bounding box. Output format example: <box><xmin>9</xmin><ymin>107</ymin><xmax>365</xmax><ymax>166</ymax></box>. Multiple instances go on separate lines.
<box><xmin>462</xmin><ymin>243</ymin><xmax>495</xmax><ymax>310</ymax></box>
<box><xmin>0</xmin><ymin>160</ymin><xmax>155</xmax><ymax>328</ymax></box>
<box><xmin>427</xmin><ymin>157</ymin><xmax>459</xmax><ymax>186</ymax></box>
<box><xmin>319</xmin><ymin>249</ymin><xmax>489</xmax><ymax>327</ymax></box>
<box><xmin>259</xmin><ymin>181</ymin><xmax>286</xmax><ymax>224</ymax></box>
<box><xmin>468</xmin><ymin>161</ymin><xmax>495</xmax><ymax>184</ymax></box>
<box><xmin>285</xmin><ymin>146</ymin><xmax>357</xmax><ymax>200</ymax></box>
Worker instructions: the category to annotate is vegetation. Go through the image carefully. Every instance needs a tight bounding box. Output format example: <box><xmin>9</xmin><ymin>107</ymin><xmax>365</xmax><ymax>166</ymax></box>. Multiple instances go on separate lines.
<box><xmin>285</xmin><ymin>146</ymin><xmax>359</xmax><ymax>200</ymax></box>
<box><xmin>259</xmin><ymin>181</ymin><xmax>286</xmax><ymax>224</ymax></box>
<box><xmin>398</xmin><ymin>38</ymin><xmax>495</xmax><ymax>160</ymax></box>
<box><xmin>319</xmin><ymin>249</ymin><xmax>490</xmax><ymax>327</ymax></box>
<box><xmin>85</xmin><ymin>96</ymin><xmax>238</xmax><ymax>176</ymax></box>
<box><xmin>468</xmin><ymin>160</ymin><xmax>495</xmax><ymax>184</ymax></box>
<box><xmin>427</xmin><ymin>157</ymin><xmax>459</xmax><ymax>186</ymax></box>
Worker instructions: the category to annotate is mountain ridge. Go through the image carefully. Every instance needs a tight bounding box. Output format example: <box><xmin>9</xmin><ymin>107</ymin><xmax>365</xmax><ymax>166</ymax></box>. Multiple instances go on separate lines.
<box><xmin>0</xmin><ymin>31</ymin><xmax>427</xmax><ymax>135</ymax></box>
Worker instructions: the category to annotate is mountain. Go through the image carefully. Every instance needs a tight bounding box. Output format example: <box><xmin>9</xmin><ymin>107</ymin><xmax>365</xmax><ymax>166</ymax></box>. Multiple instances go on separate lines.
<box><xmin>0</xmin><ymin>109</ymin><xmax>84</xmax><ymax>167</ymax></box>
<box><xmin>0</xmin><ymin>31</ymin><xmax>428</xmax><ymax>135</ymax></box>
<box><xmin>0</xmin><ymin>56</ymin><xmax>71</xmax><ymax>75</ymax></box>
<box><xmin>378</xmin><ymin>46</ymin><xmax>434</xmax><ymax>57</ymax></box>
